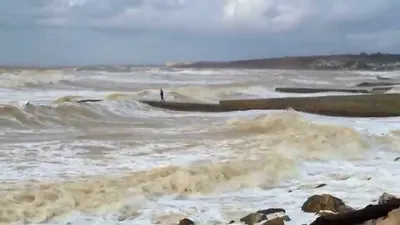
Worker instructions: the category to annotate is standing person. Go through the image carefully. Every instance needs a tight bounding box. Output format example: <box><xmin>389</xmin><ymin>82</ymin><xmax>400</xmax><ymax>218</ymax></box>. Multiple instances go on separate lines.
<box><xmin>160</xmin><ymin>88</ymin><xmax>165</xmax><ymax>102</ymax></box>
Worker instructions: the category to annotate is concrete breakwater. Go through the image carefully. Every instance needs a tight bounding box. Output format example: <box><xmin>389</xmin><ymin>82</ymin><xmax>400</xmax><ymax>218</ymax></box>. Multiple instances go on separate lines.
<box><xmin>139</xmin><ymin>93</ymin><xmax>400</xmax><ymax>117</ymax></box>
<box><xmin>139</xmin><ymin>100</ymin><xmax>228</xmax><ymax>112</ymax></box>
<box><xmin>273</xmin><ymin>87</ymin><xmax>391</xmax><ymax>94</ymax></box>
<box><xmin>276</xmin><ymin>75</ymin><xmax>398</xmax><ymax>94</ymax></box>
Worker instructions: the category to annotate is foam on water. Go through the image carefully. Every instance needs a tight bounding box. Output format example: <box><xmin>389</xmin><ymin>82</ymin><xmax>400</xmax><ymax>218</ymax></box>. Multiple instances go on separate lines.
<box><xmin>0</xmin><ymin>68</ymin><xmax>400</xmax><ymax>225</ymax></box>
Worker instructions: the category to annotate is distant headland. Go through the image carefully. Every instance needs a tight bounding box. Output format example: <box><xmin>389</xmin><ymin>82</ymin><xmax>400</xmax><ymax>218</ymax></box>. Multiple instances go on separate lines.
<box><xmin>166</xmin><ymin>52</ymin><xmax>400</xmax><ymax>71</ymax></box>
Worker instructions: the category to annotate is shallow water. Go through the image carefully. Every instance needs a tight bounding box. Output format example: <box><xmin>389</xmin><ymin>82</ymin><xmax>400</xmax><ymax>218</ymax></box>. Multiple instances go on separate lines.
<box><xmin>0</xmin><ymin>67</ymin><xmax>399</xmax><ymax>224</ymax></box>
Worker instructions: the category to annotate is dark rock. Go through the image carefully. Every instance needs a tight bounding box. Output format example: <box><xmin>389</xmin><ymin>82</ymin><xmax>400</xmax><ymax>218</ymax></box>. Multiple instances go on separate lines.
<box><xmin>228</xmin><ymin>220</ymin><xmax>235</xmax><ymax>224</ymax></box>
<box><xmin>239</xmin><ymin>208</ymin><xmax>290</xmax><ymax>225</ymax></box>
<box><xmin>379</xmin><ymin>193</ymin><xmax>398</xmax><ymax>204</ymax></box>
<box><xmin>260</xmin><ymin>217</ymin><xmax>284</xmax><ymax>225</ymax></box>
<box><xmin>256</xmin><ymin>208</ymin><xmax>286</xmax><ymax>215</ymax></box>
<box><xmin>316</xmin><ymin>210</ymin><xmax>338</xmax><ymax>217</ymax></box>
<box><xmin>76</xmin><ymin>99</ymin><xmax>103</xmax><ymax>103</ymax></box>
<box><xmin>394</xmin><ymin>157</ymin><xmax>400</xmax><ymax>161</ymax></box>
<box><xmin>281</xmin><ymin>215</ymin><xmax>291</xmax><ymax>221</ymax></box>
<box><xmin>179</xmin><ymin>218</ymin><xmax>195</xmax><ymax>225</ymax></box>
<box><xmin>310</xmin><ymin>199</ymin><xmax>400</xmax><ymax>225</ymax></box>
<box><xmin>315</xmin><ymin>183</ymin><xmax>327</xmax><ymax>189</ymax></box>
<box><xmin>338</xmin><ymin>205</ymin><xmax>355</xmax><ymax>213</ymax></box>
<box><xmin>240</xmin><ymin>212</ymin><xmax>266</xmax><ymax>225</ymax></box>
<box><xmin>301</xmin><ymin>194</ymin><xmax>346</xmax><ymax>213</ymax></box>
<box><xmin>315</xmin><ymin>205</ymin><xmax>355</xmax><ymax>217</ymax></box>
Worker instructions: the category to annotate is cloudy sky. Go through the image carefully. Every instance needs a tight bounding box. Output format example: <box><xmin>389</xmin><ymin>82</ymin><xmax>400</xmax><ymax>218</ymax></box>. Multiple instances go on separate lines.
<box><xmin>1</xmin><ymin>0</ymin><xmax>400</xmax><ymax>66</ymax></box>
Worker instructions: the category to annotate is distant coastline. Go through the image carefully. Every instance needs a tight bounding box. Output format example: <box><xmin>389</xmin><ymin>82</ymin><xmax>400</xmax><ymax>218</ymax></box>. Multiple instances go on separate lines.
<box><xmin>166</xmin><ymin>53</ymin><xmax>400</xmax><ymax>71</ymax></box>
<box><xmin>2</xmin><ymin>52</ymin><xmax>400</xmax><ymax>71</ymax></box>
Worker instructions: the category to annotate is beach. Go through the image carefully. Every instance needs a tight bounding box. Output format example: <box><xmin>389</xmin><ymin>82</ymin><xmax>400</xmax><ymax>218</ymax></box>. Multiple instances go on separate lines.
<box><xmin>0</xmin><ymin>67</ymin><xmax>399</xmax><ymax>225</ymax></box>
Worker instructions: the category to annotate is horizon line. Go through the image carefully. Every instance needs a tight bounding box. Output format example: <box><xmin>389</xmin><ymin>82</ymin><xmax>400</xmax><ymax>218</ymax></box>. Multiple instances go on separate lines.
<box><xmin>1</xmin><ymin>52</ymin><xmax>399</xmax><ymax>69</ymax></box>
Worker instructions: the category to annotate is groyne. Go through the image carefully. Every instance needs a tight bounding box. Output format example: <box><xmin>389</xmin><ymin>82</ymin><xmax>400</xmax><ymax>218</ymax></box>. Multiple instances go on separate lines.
<box><xmin>274</xmin><ymin>87</ymin><xmax>392</xmax><ymax>94</ymax></box>
<box><xmin>139</xmin><ymin>100</ymin><xmax>228</xmax><ymax>112</ymax></box>
<box><xmin>275</xmin><ymin>87</ymin><xmax>369</xmax><ymax>94</ymax></box>
<box><xmin>139</xmin><ymin>93</ymin><xmax>400</xmax><ymax>117</ymax></box>
<box><xmin>356</xmin><ymin>81</ymin><xmax>400</xmax><ymax>87</ymax></box>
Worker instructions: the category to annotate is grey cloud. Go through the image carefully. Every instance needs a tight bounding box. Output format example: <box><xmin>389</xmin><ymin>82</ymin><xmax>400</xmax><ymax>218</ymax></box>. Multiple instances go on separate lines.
<box><xmin>0</xmin><ymin>0</ymin><xmax>400</xmax><ymax>66</ymax></box>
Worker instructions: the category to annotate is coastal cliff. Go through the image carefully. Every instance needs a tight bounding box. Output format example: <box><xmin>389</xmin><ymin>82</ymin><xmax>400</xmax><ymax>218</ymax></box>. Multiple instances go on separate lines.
<box><xmin>166</xmin><ymin>53</ymin><xmax>400</xmax><ymax>71</ymax></box>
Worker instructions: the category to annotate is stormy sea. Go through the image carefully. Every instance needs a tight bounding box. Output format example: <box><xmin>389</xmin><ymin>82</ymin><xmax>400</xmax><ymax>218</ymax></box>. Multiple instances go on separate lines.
<box><xmin>0</xmin><ymin>67</ymin><xmax>399</xmax><ymax>225</ymax></box>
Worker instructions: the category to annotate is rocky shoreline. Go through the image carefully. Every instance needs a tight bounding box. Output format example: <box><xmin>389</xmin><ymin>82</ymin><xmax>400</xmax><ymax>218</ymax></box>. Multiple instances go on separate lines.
<box><xmin>175</xmin><ymin>191</ymin><xmax>400</xmax><ymax>225</ymax></box>
<box><xmin>166</xmin><ymin>53</ymin><xmax>400</xmax><ymax>71</ymax></box>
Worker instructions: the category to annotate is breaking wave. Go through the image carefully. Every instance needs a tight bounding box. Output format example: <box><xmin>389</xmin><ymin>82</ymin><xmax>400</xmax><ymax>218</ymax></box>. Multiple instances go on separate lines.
<box><xmin>0</xmin><ymin>98</ymin><xmax>150</xmax><ymax>129</ymax></box>
<box><xmin>0</xmin><ymin>112</ymin><xmax>373</xmax><ymax>223</ymax></box>
<box><xmin>224</xmin><ymin>112</ymin><xmax>370</xmax><ymax>159</ymax></box>
<box><xmin>2</xmin><ymin>68</ymin><xmax>400</xmax><ymax>224</ymax></box>
<box><xmin>0</xmin><ymin>70</ymin><xmax>76</xmax><ymax>88</ymax></box>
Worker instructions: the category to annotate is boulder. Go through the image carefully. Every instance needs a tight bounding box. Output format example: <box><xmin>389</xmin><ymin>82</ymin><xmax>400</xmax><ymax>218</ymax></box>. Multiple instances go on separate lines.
<box><xmin>310</xmin><ymin>199</ymin><xmax>400</xmax><ymax>225</ymax></box>
<box><xmin>315</xmin><ymin>183</ymin><xmax>327</xmax><ymax>189</ymax></box>
<box><xmin>77</xmin><ymin>99</ymin><xmax>103</xmax><ymax>103</ymax></box>
<box><xmin>240</xmin><ymin>212</ymin><xmax>266</xmax><ymax>225</ymax></box>
<box><xmin>375</xmin><ymin>207</ymin><xmax>400</xmax><ymax>225</ymax></box>
<box><xmin>301</xmin><ymin>194</ymin><xmax>347</xmax><ymax>213</ymax></box>
<box><xmin>316</xmin><ymin>210</ymin><xmax>338</xmax><ymax>217</ymax></box>
<box><xmin>379</xmin><ymin>193</ymin><xmax>398</xmax><ymax>204</ymax></box>
<box><xmin>261</xmin><ymin>217</ymin><xmax>285</xmax><ymax>225</ymax></box>
<box><xmin>239</xmin><ymin>208</ymin><xmax>289</xmax><ymax>225</ymax></box>
<box><xmin>256</xmin><ymin>208</ymin><xmax>286</xmax><ymax>216</ymax></box>
<box><xmin>179</xmin><ymin>218</ymin><xmax>195</xmax><ymax>225</ymax></box>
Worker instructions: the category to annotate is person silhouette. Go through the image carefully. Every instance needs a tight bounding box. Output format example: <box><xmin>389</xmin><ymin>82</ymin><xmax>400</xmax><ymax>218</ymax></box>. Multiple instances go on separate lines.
<box><xmin>160</xmin><ymin>89</ymin><xmax>165</xmax><ymax>102</ymax></box>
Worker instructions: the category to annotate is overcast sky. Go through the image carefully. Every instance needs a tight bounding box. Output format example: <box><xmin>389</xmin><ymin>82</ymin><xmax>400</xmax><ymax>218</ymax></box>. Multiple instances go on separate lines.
<box><xmin>1</xmin><ymin>0</ymin><xmax>400</xmax><ymax>66</ymax></box>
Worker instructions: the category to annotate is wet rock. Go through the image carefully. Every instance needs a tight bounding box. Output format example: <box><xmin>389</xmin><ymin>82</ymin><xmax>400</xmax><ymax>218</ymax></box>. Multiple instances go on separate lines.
<box><xmin>179</xmin><ymin>218</ymin><xmax>195</xmax><ymax>225</ymax></box>
<box><xmin>375</xmin><ymin>207</ymin><xmax>400</xmax><ymax>225</ymax></box>
<box><xmin>361</xmin><ymin>219</ymin><xmax>378</xmax><ymax>225</ymax></box>
<box><xmin>256</xmin><ymin>208</ymin><xmax>286</xmax><ymax>215</ymax></box>
<box><xmin>240</xmin><ymin>212</ymin><xmax>266</xmax><ymax>225</ymax></box>
<box><xmin>315</xmin><ymin>183</ymin><xmax>327</xmax><ymax>189</ymax></box>
<box><xmin>281</xmin><ymin>215</ymin><xmax>291</xmax><ymax>222</ymax></box>
<box><xmin>228</xmin><ymin>220</ymin><xmax>235</xmax><ymax>224</ymax></box>
<box><xmin>394</xmin><ymin>157</ymin><xmax>400</xmax><ymax>161</ymax></box>
<box><xmin>301</xmin><ymin>194</ymin><xmax>346</xmax><ymax>213</ymax></box>
<box><xmin>364</xmin><ymin>207</ymin><xmax>400</xmax><ymax>225</ymax></box>
<box><xmin>316</xmin><ymin>210</ymin><xmax>338</xmax><ymax>217</ymax></box>
<box><xmin>76</xmin><ymin>99</ymin><xmax>103</xmax><ymax>103</ymax></box>
<box><xmin>261</xmin><ymin>217</ymin><xmax>284</xmax><ymax>225</ymax></box>
<box><xmin>239</xmin><ymin>208</ymin><xmax>289</xmax><ymax>225</ymax></box>
<box><xmin>379</xmin><ymin>193</ymin><xmax>398</xmax><ymax>204</ymax></box>
<box><xmin>315</xmin><ymin>206</ymin><xmax>355</xmax><ymax>217</ymax></box>
<box><xmin>310</xmin><ymin>199</ymin><xmax>400</xmax><ymax>225</ymax></box>
<box><xmin>339</xmin><ymin>204</ymin><xmax>355</xmax><ymax>213</ymax></box>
